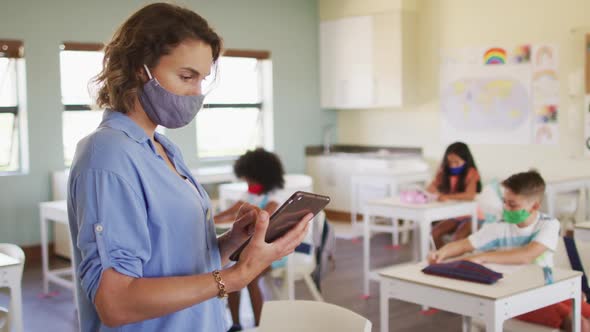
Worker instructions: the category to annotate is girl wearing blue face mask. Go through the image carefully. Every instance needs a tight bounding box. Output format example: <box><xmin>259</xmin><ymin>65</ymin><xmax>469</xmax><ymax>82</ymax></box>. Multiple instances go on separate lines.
<box><xmin>427</xmin><ymin>142</ymin><xmax>482</xmax><ymax>248</ymax></box>
<box><xmin>67</xmin><ymin>4</ymin><xmax>313</xmax><ymax>332</ymax></box>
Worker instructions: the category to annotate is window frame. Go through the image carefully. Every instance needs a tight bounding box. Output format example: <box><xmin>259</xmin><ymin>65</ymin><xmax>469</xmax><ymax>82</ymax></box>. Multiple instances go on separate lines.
<box><xmin>197</xmin><ymin>49</ymin><xmax>273</xmax><ymax>162</ymax></box>
<box><xmin>60</xmin><ymin>41</ymin><xmax>104</xmax><ymax>111</ymax></box>
<box><xmin>0</xmin><ymin>39</ymin><xmax>28</xmax><ymax>175</ymax></box>
<box><xmin>60</xmin><ymin>42</ymin><xmax>105</xmax><ymax>166</ymax></box>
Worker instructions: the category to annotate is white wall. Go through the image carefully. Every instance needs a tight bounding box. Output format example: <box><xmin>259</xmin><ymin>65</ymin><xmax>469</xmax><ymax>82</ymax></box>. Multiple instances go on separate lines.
<box><xmin>322</xmin><ymin>0</ymin><xmax>590</xmax><ymax>181</ymax></box>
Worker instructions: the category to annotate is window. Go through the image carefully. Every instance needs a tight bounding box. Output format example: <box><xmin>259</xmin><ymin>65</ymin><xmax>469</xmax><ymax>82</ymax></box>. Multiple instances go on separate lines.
<box><xmin>197</xmin><ymin>50</ymin><xmax>273</xmax><ymax>160</ymax></box>
<box><xmin>60</xmin><ymin>42</ymin><xmax>104</xmax><ymax>166</ymax></box>
<box><xmin>0</xmin><ymin>40</ymin><xmax>27</xmax><ymax>173</ymax></box>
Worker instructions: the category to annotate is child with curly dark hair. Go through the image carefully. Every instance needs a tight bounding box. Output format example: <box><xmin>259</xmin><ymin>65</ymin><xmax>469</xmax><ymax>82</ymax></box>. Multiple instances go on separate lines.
<box><xmin>215</xmin><ymin>148</ymin><xmax>285</xmax><ymax>224</ymax></box>
<box><xmin>214</xmin><ymin>148</ymin><xmax>285</xmax><ymax>331</ymax></box>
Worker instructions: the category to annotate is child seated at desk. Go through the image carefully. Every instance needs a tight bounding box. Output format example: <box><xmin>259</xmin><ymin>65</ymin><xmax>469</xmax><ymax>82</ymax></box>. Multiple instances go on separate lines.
<box><xmin>427</xmin><ymin>142</ymin><xmax>482</xmax><ymax>248</ymax></box>
<box><xmin>428</xmin><ymin>170</ymin><xmax>590</xmax><ymax>332</ymax></box>
<box><xmin>214</xmin><ymin>148</ymin><xmax>285</xmax><ymax>332</ymax></box>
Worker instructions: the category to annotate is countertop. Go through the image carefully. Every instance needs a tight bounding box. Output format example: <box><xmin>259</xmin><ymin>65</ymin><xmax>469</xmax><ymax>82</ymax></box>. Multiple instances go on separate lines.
<box><xmin>305</xmin><ymin>145</ymin><xmax>422</xmax><ymax>157</ymax></box>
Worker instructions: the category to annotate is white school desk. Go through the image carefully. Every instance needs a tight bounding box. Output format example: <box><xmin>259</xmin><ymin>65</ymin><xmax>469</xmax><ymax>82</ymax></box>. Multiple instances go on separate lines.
<box><xmin>362</xmin><ymin>197</ymin><xmax>477</xmax><ymax>296</ymax></box>
<box><xmin>0</xmin><ymin>252</ymin><xmax>23</xmax><ymax>332</ymax></box>
<box><xmin>350</xmin><ymin>171</ymin><xmax>431</xmax><ymax>236</ymax></box>
<box><xmin>39</xmin><ymin>200</ymin><xmax>80</xmax><ymax>314</ymax></box>
<box><xmin>379</xmin><ymin>263</ymin><xmax>582</xmax><ymax>332</ymax></box>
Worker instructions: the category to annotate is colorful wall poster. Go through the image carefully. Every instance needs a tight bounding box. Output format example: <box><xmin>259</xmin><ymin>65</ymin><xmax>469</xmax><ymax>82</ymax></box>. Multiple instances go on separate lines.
<box><xmin>440</xmin><ymin>44</ymin><xmax>559</xmax><ymax>145</ymax></box>
<box><xmin>483</xmin><ymin>47</ymin><xmax>507</xmax><ymax>65</ymax></box>
<box><xmin>532</xmin><ymin>44</ymin><xmax>559</xmax><ymax>145</ymax></box>
<box><xmin>440</xmin><ymin>63</ymin><xmax>532</xmax><ymax>144</ymax></box>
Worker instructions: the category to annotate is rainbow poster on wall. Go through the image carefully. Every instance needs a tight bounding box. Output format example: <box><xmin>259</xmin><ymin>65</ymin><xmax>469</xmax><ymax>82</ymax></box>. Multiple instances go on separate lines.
<box><xmin>484</xmin><ymin>48</ymin><xmax>507</xmax><ymax>65</ymax></box>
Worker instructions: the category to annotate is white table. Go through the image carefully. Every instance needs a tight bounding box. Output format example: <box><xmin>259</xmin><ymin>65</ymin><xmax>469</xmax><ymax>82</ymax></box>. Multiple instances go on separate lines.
<box><xmin>363</xmin><ymin>197</ymin><xmax>477</xmax><ymax>296</ymax></box>
<box><xmin>39</xmin><ymin>200</ymin><xmax>80</xmax><ymax>312</ymax></box>
<box><xmin>545</xmin><ymin>176</ymin><xmax>590</xmax><ymax>222</ymax></box>
<box><xmin>379</xmin><ymin>263</ymin><xmax>582</xmax><ymax>332</ymax></box>
<box><xmin>0</xmin><ymin>252</ymin><xmax>23</xmax><ymax>332</ymax></box>
<box><xmin>575</xmin><ymin>221</ymin><xmax>590</xmax><ymax>242</ymax></box>
<box><xmin>190</xmin><ymin>165</ymin><xmax>236</xmax><ymax>185</ymax></box>
<box><xmin>350</xmin><ymin>171</ymin><xmax>430</xmax><ymax>236</ymax></box>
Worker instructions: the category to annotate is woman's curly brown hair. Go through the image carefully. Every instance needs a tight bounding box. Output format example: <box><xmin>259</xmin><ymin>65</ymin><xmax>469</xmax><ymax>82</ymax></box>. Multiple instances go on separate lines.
<box><xmin>94</xmin><ymin>2</ymin><xmax>222</xmax><ymax>113</ymax></box>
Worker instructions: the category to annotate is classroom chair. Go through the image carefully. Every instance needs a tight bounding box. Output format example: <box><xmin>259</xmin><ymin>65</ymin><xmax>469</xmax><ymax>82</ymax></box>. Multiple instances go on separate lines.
<box><xmin>0</xmin><ymin>307</ymin><xmax>7</xmax><ymax>332</ymax></box>
<box><xmin>265</xmin><ymin>211</ymin><xmax>326</xmax><ymax>302</ymax></box>
<box><xmin>243</xmin><ymin>300</ymin><xmax>372</xmax><ymax>332</ymax></box>
<box><xmin>553</xmin><ymin>192</ymin><xmax>581</xmax><ymax>234</ymax></box>
<box><xmin>0</xmin><ymin>244</ymin><xmax>25</xmax><ymax>332</ymax></box>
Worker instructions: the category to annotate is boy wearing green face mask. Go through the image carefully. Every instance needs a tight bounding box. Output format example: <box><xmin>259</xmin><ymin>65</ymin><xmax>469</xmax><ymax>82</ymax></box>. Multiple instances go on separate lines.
<box><xmin>428</xmin><ymin>170</ymin><xmax>559</xmax><ymax>268</ymax></box>
<box><xmin>428</xmin><ymin>171</ymin><xmax>590</xmax><ymax>331</ymax></box>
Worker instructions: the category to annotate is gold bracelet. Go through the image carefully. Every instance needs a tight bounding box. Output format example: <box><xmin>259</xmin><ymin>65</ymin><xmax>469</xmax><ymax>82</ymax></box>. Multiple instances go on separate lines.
<box><xmin>212</xmin><ymin>270</ymin><xmax>227</xmax><ymax>299</ymax></box>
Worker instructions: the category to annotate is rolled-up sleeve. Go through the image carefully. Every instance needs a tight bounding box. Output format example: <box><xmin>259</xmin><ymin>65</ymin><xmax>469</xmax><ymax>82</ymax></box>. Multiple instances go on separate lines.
<box><xmin>71</xmin><ymin>168</ymin><xmax>151</xmax><ymax>303</ymax></box>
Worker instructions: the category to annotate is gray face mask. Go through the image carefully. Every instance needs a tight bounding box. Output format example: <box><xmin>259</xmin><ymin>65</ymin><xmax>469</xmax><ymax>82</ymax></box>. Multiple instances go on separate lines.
<box><xmin>138</xmin><ymin>64</ymin><xmax>205</xmax><ymax>129</ymax></box>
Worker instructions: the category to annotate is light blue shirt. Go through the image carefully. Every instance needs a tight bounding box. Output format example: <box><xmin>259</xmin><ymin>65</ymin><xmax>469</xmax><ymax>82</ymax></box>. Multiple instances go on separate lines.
<box><xmin>67</xmin><ymin>110</ymin><xmax>227</xmax><ymax>332</ymax></box>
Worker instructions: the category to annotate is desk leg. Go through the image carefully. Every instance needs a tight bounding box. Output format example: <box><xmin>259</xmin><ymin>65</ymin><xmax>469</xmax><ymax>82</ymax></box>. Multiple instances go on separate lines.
<box><xmin>419</xmin><ymin>218</ymin><xmax>430</xmax><ymax>261</ymax></box>
<box><xmin>363</xmin><ymin>212</ymin><xmax>371</xmax><ymax>296</ymax></box>
<box><xmin>472</xmin><ymin>208</ymin><xmax>478</xmax><ymax>233</ymax></box>
<box><xmin>40</xmin><ymin>215</ymin><xmax>49</xmax><ymax>294</ymax></box>
<box><xmin>485</xmin><ymin>318</ymin><xmax>503</xmax><ymax>332</ymax></box>
<box><xmin>380</xmin><ymin>281</ymin><xmax>389</xmax><ymax>332</ymax></box>
<box><xmin>10</xmin><ymin>276</ymin><xmax>23</xmax><ymax>332</ymax></box>
<box><xmin>391</xmin><ymin>216</ymin><xmax>399</xmax><ymax>247</ymax></box>
<box><xmin>419</xmin><ymin>219</ymin><xmax>430</xmax><ymax>311</ymax></box>
<box><xmin>573</xmin><ymin>292</ymin><xmax>582</xmax><ymax>332</ymax></box>
<box><xmin>462</xmin><ymin>316</ymin><xmax>472</xmax><ymax>332</ymax></box>
<box><xmin>286</xmin><ymin>253</ymin><xmax>295</xmax><ymax>300</ymax></box>
<box><xmin>351</xmin><ymin>182</ymin><xmax>357</xmax><ymax>228</ymax></box>
<box><xmin>412</xmin><ymin>222</ymin><xmax>419</xmax><ymax>261</ymax></box>
<box><xmin>68</xmin><ymin>235</ymin><xmax>81</xmax><ymax>324</ymax></box>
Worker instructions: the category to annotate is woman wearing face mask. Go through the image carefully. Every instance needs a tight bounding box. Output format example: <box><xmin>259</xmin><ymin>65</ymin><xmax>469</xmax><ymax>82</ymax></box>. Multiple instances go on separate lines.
<box><xmin>67</xmin><ymin>3</ymin><xmax>313</xmax><ymax>331</ymax></box>
<box><xmin>427</xmin><ymin>142</ymin><xmax>482</xmax><ymax>248</ymax></box>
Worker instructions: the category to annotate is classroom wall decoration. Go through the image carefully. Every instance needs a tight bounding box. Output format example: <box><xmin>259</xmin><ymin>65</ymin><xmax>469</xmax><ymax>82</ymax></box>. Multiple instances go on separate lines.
<box><xmin>440</xmin><ymin>44</ymin><xmax>559</xmax><ymax>145</ymax></box>
<box><xmin>484</xmin><ymin>48</ymin><xmax>507</xmax><ymax>65</ymax></box>
<box><xmin>511</xmin><ymin>45</ymin><xmax>531</xmax><ymax>64</ymax></box>
<box><xmin>532</xmin><ymin>44</ymin><xmax>559</xmax><ymax>145</ymax></box>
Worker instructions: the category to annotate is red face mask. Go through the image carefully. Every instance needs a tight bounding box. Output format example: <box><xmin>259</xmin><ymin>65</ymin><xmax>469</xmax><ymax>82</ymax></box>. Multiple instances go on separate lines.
<box><xmin>247</xmin><ymin>183</ymin><xmax>264</xmax><ymax>195</ymax></box>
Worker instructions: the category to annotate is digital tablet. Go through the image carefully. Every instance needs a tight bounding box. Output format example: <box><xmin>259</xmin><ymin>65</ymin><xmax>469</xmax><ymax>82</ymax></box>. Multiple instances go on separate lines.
<box><xmin>229</xmin><ymin>191</ymin><xmax>330</xmax><ymax>261</ymax></box>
